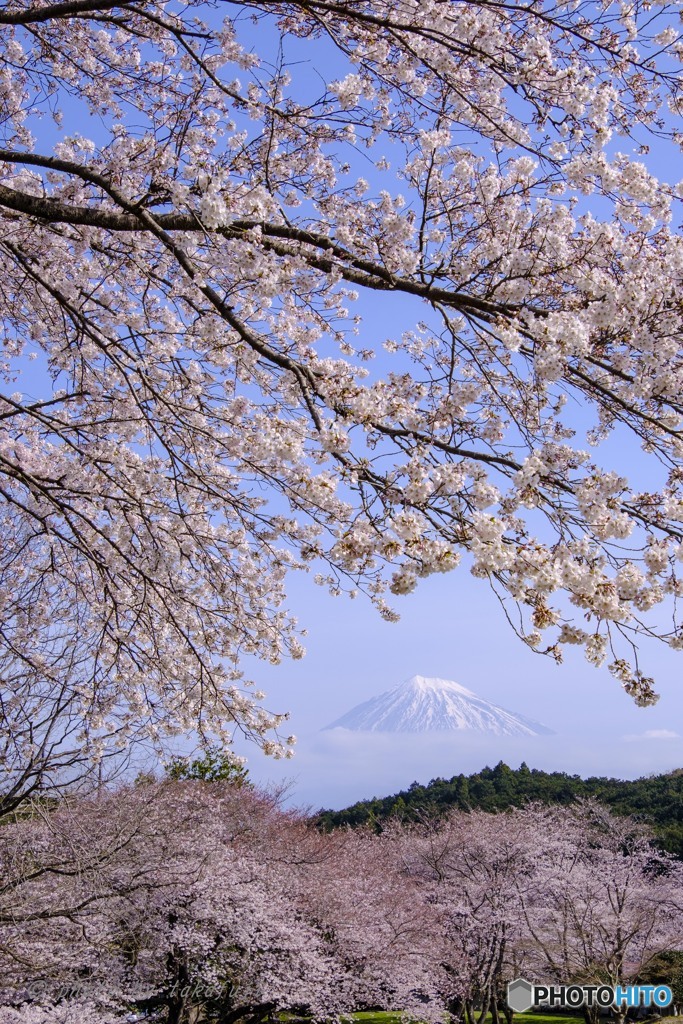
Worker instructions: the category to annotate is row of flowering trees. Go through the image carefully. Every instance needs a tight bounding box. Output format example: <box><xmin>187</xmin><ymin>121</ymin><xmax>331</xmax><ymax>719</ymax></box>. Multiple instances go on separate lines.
<box><xmin>1</xmin><ymin>782</ymin><xmax>682</xmax><ymax>1024</ymax></box>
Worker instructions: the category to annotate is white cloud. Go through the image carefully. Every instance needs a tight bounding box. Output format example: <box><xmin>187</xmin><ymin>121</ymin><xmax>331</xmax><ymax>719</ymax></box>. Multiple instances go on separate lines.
<box><xmin>622</xmin><ymin>729</ymin><xmax>679</xmax><ymax>742</ymax></box>
<box><xmin>238</xmin><ymin>729</ymin><xmax>683</xmax><ymax>811</ymax></box>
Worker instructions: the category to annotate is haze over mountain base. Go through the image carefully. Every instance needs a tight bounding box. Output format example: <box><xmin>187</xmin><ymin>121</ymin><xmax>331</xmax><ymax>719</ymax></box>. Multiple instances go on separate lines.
<box><xmin>238</xmin><ymin>728</ymin><xmax>682</xmax><ymax>811</ymax></box>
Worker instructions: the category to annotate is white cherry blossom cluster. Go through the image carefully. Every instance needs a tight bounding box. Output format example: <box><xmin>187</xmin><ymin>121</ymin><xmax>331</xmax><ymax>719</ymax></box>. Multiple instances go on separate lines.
<box><xmin>0</xmin><ymin>0</ymin><xmax>682</xmax><ymax>789</ymax></box>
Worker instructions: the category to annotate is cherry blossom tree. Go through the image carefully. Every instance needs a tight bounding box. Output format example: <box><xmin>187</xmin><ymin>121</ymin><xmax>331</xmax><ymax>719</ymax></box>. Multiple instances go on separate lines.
<box><xmin>390</xmin><ymin>803</ymin><xmax>683</xmax><ymax>1024</ymax></box>
<box><xmin>0</xmin><ymin>1004</ymin><xmax>125</xmax><ymax>1024</ymax></box>
<box><xmin>0</xmin><ymin>782</ymin><xmax>347</xmax><ymax>1023</ymax></box>
<box><xmin>396</xmin><ymin>809</ymin><xmax>540</xmax><ymax>1024</ymax></box>
<box><xmin>3</xmin><ymin>785</ymin><xmax>683</xmax><ymax>1024</ymax></box>
<box><xmin>0</xmin><ymin>780</ymin><xmax>434</xmax><ymax>1024</ymax></box>
<box><xmin>0</xmin><ymin>781</ymin><xmax>204</xmax><ymax>1013</ymax></box>
<box><xmin>516</xmin><ymin>802</ymin><xmax>683</xmax><ymax>1024</ymax></box>
<box><xmin>295</xmin><ymin>823</ymin><xmax>440</xmax><ymax>1018</ymax></box>
<box><xmin>2</xmin><ymin>0</ymin><xmax>683</xmax><ymax>779</ymax></box>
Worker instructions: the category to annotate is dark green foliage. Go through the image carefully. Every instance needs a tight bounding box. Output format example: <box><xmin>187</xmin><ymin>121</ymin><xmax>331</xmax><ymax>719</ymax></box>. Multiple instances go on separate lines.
<box><xmin>166</xmin><ymin>747</ymin><xmax>251</xmax><ymax>786</ymax></box>
<box><xmin>639</xmin><ymin>951</ymin><xmax>683</xmax><ymax>1005</ymax></box>
<box><xmin>316</xmin><ymin>763</ymin><xmax>683</xmax><ymax>857</ymax></box>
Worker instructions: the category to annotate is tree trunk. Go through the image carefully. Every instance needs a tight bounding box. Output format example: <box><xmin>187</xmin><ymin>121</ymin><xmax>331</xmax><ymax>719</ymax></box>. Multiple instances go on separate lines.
<box><xmin>448</xmin><ymin>997</ymin><xmax>465</xmax><ymax>1024</ymax></box>
<box><xmin>219</xmin><ymin>1002</ymin><xmax>277</xmax><ymax>1024</ymax></box>
<box><xmin>167</xmin><ymin>997</ymin><xmax>187</xmax><ymax>1024</ymax></box>
<box><xmin>583</xmin><ymin>1004</ymin><xmax>601</xmax><ymax>1024</ymax></box>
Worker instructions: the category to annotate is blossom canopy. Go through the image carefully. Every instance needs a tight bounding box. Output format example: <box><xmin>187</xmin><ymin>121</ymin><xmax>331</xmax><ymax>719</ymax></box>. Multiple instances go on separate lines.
<box><xmin>1</xmin><ymin>0</ymin><xmax>683</xmax><ymax>788</ymax></box>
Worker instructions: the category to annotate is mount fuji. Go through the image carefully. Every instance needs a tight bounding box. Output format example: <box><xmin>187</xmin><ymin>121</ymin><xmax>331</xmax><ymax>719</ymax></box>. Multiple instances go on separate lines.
<box><xmin>323</xmin><ymin>675</ymin><xmax>554</xmax><ymax>736</ymax></box>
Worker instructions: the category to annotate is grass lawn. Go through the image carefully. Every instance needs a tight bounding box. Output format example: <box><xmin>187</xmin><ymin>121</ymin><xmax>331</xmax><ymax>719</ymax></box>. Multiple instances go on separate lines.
<box><xmin>484</xmin><ymin>1016</ymin><xmax>582</xmax><ymax>1024</ymax></box>
<box><xmin>348</xmin><ymin>1015</ymin><xmax>406</xmax><ymax>1024</ymax></box>
<box><xmin>483</xmin><ymin>1016</ymin><xmax>582</xmax><ymax>1024</ymax></box>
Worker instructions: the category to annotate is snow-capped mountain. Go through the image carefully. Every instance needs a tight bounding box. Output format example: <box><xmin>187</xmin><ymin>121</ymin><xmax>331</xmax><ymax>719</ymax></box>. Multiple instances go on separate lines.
<box><xmin>323</xmin><ymin>675</ymin><xmax>554</xmax><ymax>736</ymax></box>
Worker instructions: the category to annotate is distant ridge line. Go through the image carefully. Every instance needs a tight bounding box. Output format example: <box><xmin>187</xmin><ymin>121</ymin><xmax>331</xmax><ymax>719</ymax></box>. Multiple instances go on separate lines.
<box><xmin>315</xmin><ymin>762</ymin><xmax>683</xmax><ymax>860</ymax></box>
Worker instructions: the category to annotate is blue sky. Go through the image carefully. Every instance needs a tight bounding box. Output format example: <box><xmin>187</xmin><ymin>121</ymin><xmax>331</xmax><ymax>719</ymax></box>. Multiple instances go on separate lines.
<box><xmin>235</xmin><ymin>556</ymin><xmax>683</xmax><ymax>810</ymax></box>
<box><xmin>223</xmin><ymin>6</ymin><xmax>683</xmax><ymax>808</ymax></box>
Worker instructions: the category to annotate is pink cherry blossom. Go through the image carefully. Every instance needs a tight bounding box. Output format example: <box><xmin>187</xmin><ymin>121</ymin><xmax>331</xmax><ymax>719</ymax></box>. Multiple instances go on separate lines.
<box><xmin>1</xmin><ymin>1</ymin><xmax>683</xmax><ymax>789</ymax></box>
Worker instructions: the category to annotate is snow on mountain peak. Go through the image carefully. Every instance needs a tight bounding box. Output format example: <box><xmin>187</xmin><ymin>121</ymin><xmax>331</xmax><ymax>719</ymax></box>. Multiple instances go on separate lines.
<box><xmin>323</xmin><ymin>675</ymin><xmax>554</xmax><ymax>736</ymax></box>
<box><xmin>405</xmin><ymin>675</ymin><xmax>475</xmax><ymax>697</ymax></box>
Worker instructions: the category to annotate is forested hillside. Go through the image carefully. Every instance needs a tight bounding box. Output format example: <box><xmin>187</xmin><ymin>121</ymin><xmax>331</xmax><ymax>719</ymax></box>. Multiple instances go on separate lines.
<box><xmin>317</xmin><ymin>763</ymin><xmax>683</xmax><ymax>856</ymax></box>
